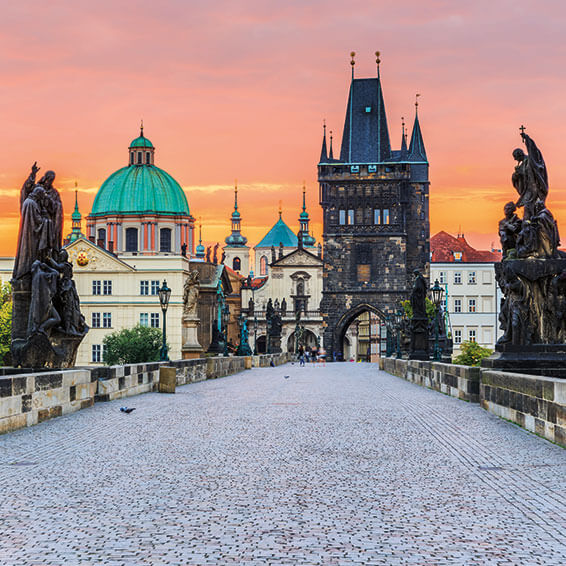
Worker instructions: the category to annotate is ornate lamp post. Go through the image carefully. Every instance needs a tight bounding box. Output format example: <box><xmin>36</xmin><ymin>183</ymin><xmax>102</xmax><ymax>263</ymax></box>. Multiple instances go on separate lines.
<box><xmin>158</xmin><ymin>279</ymin><xmax>171</xmax><ymax>361</ymax></box>
<box><xmin>395</xmin><ymin>309</ymin><xmax>403</xmax><ymax>358</ymax></box>
<box><xmin>385</xmin><ymin>315</ymin><xmax>393</xmax><ymax>357</ymax></box>
<box><xmin>431</xmin><ymin>279</ymin><xmax>444</xmax><ymax>361</ymax></box>
<box><xmin>222</xmin><ymin>303</ymin><xmax>230</xmax><ymax>356</ymax></box>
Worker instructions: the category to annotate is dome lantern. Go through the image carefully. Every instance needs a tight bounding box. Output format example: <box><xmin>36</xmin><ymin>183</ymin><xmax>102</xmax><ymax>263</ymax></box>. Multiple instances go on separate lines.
<box><xmin>129</xmin><ymin>121</ymin><xmax>155</xmax><ymax>166</ymax></box>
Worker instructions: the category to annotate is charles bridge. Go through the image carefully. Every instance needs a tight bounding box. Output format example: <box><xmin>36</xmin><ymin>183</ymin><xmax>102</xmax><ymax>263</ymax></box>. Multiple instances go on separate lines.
<box><xmin>0</xmin><ymin>356</ymin><xmax>565</xmax><ymax>564</ymax></box>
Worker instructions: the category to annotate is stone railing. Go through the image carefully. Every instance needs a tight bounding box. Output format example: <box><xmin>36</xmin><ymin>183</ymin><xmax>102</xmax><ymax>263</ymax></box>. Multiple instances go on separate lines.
<box><xmin>382</xmin><ymin>357</ymin><xmax>566</xmax><ymax>446</ymax></box>
<box><xmin>0</xmin><ymin>352</ymin><xmax>292</xmax><ymax>435</ymax></box>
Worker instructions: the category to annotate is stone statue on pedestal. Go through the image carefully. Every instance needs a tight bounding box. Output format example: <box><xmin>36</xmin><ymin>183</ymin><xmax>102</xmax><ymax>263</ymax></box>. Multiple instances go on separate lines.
<box><xmin>181</xmin><ymin>270</ymin><xmax>203</xmax><ymax>358</ymax></box>
<box><xmin>409</xmin><ymin>269</ymin><xmax>429</xmax><ymax>360</ymax></box>
<box><xmin>11</xmin><ymin>164</ymin><xmax>88</xmax><ymax>368</ymax></box>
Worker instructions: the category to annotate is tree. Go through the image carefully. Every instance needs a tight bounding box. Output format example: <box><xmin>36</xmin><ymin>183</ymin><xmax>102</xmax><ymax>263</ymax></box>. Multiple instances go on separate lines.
<box><xmin>453</xmin><ymin>340</ymin><xmax>493</xmax><ymax>367</ymax></box>
<box><xmin>401</xmin><ymin>298</ymin><xmax>436</xmax><ymax>322</ymax></box>
<box><xmin>0</xmin><ymin>283</ymin><xmax>12</xmax><ymax>366</ymax></box>
<box><xmin>103</xmin><ymin>325</ymin><xmax>163</xmax><ymax>366</ymax></box>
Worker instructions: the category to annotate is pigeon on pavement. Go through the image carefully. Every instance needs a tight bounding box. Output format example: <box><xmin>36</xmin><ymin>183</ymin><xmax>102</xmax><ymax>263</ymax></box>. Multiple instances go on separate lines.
<box><xmin>283</xmin><ymin>375</ymin><xmax>290</xmax><ymax>379</ymax></box>
<box><xmin>120</xmin><ymin>407</ymin><xmax>136</xmax><ymax>414</ymax></box>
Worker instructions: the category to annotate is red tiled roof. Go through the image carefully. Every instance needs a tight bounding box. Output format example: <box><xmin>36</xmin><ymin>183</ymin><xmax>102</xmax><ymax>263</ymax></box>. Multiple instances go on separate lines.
<box><xmin>431</xmin><ymin>231</ymin><xmax>501</xmax><ymax>263</ymax></box>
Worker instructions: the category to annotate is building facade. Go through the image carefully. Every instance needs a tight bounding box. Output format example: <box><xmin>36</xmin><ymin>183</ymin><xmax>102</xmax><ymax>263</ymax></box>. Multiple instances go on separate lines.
<box><xmin>430</xmin><ymin>231</ymin><xmax>502</xmax><ymax>355</ymax></box>
<box><xmin>319</xmin><ymin>55</ymin><xmax>430</xmax><ymax>357</ymax></box>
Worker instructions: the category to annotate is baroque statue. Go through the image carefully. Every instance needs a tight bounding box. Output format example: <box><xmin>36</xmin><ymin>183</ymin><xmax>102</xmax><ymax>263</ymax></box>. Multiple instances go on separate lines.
<box><xmin>183</xmin><ymin>270</ymin><xmax>200</xmax><ymax>317</ymax></box>
<box><xmin>408</xmin><ymin>269</ymin><xmax>429</xmax><ymax>360</ymax></box>
<box><xmin>11</xmin><ymin>163</ymin><xmax>88</xmax><ymax>368</ymax></box>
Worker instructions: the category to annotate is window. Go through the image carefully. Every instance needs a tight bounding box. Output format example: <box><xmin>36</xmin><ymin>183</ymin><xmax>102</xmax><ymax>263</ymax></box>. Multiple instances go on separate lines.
<box><xmin>383</xmin><ymin>209</ymin><xmax>390</xmax><ymax>224</ymax></box>
<box><xmin>92</xmin><ymin>344</ymin><xmax>102</xmax><ymax>363</ymax></box>
<box><xmin>439</xmin><ymin>272</ymin><xmax>446</xmax><ymax>285</ymax></box>
<box><xmin>468</xmin><ymin>299</ymin><xmax>476</xmax><ymax>313</ymax></box>
<box><xmin>140</xmin><ymin>280</ymin><xmax>149</xmax><ymax>295</ymax></box>
<box><xmin>348</xmin><ymin>209</ymin><xmax>354</xmax><ymax>225</ymax></box>
<box><xmin>453</xmin><ymin>251</ymin><xmax>462</xmax><ymax>261</ymax></box>
<box><xmin>339</xmin><ymin>210</ymin><xmax>346</xmax><ymax>225</ymax></box>
<box><xmin>126</xmin><ymin>227</ymin><xmax>138</xmax><ymax>252</ymax></box>
<box><xmin>97</xmin><ymin>228</ymin><xmax>106</xmax><ymax>245</ymax></box>
<box><xmin>468</xmin><ymin>271</ymin><xmax>476</xmax><ymax>285</ymax></box>
<box><xmin>150</xmin><ymin>313</ymin><xmax>160</xmax><ymax>328</ymax></box>
<box><xmin>151</xmin><ymin>280</ymin><xmax>160</xmax><ymax>295</ymax></box>
<box><xmin>233</xmin><ymin>257</ymin><xmax>241</xmax><ymax>271</ymax></box>
<box><xmin>368</xmin><ymin>165</ymin><xmax>377</xmax><ymax>173</ymax></box>
<box><xmin>146</xmin><ymin>152</ymin><xmax>150</xmax><ymax>164</ymax></box>
<box><xmin>92</xmin><ymin>281</ymin><xmax>101</xmax><ymax>295</ymax></box>
<box><xmin>140</xmin><ymin>313</ymin><xmax>149</xmax><ymax>327</ymax></box>
<box><xmin>130</xmin><ymin>152</ymin><xmax>134</xmax><ymax>165</ymax></box>
<box><xmin>454</xmin><ymin>272</ymin><xmax>462</xmax><ymax>285</ymax></box>
<box><xmin>454</xmin><ymin>299</ymin><xmax>462</xmax><ymax>313</ymax></box>
<box><xmin>137</xmin><ymin>151</ymin><xmax>142</xmax><ymax>164</ymax></box>
<box><xmin>103</xmin><ymin>312</ymin><xmax>112</xmax><ymax>328</ymax></box>
<box><xmin>103</xmin><ymin>280</ymin><xmax>112</xmax><ymax>295</ymax></box>
<box><xmin>260</xmin><ymin>255</ymin><xmax>268</xmax><ymax>276</ymax></box>
<box><xmin>350</xmin><ymin>165</ymin><xmax>359</xmax><ymax>173</ymax></box>
<box><xmin>468</xmin><ymin>329</ymin><xmax>476</xmax><ymax>342</ymax></box>
<box><xmin>454</xmin><ymin>330</ymin><xmax>462</xmax><ymax>344</ymax></box>
<box><xmin>91</xmin><ymin>313</ymin><xmax>101</xmax><ymax>328</ymax></box>
<box><xmin>160</xmin><ymin>228</ymin><xmax>172</xmax><ymax>252</ymax></box>
<box><xmin>374</xmin><ymin>209</ymin><xmax>381</xmax><ymax>224</ymax></box>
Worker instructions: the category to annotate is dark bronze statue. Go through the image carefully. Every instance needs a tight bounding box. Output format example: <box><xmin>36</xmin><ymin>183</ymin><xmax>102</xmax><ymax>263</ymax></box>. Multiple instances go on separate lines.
<box><xmin>11</xmin><ymin>164</ymin><xmax>88</xmax><ymax>368</ymax></box>
<box><xmin>213</xmin><ymin>243</ymin><xmax>219</xmax><ymax>265</ymax></box>
<box><xmin>498</xmin><ymin>201</ymin><xmax>522</xmax><ymax>259</ymax></box>
<box><xmin>206</xmin><ymin>246</ymin><xmax>211</xmax><ymax>263</ymax></box>
<box><xmin>409</xmin><ymin>269</ymin><xmax>429</xmax><ymax>360</ymax></box>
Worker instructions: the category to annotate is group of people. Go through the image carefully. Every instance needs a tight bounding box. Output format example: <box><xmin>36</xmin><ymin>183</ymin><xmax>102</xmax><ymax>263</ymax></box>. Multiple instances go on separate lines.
<box><xmin>297</xmin><ymin>345</ymin><xmax>326</xmax><ymax>367</ymax></box>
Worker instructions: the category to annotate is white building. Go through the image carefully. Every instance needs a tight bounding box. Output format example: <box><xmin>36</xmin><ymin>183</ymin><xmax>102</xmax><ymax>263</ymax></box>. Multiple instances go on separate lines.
<box><xmin>430</xmin><ymin>231</ymin><xmax>502</xmax><ymax>355</ymax></box>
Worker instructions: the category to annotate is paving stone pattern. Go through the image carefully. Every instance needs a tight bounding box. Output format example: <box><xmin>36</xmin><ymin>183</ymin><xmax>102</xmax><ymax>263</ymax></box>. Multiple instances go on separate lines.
<box><xmin>0</xmin><ymin>363</ymin><xmax>565</xmax><ymax>565</ymax></box>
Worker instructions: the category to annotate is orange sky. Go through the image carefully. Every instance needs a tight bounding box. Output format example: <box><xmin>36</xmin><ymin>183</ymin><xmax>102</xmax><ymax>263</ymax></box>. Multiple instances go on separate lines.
<box><xmin>2</xmin><ymin>1</ymin><xmax>566</xmax><ymax>256</ymax></box>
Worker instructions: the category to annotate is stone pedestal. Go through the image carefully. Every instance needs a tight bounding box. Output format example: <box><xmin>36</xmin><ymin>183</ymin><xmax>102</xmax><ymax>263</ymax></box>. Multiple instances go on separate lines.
<box><xmin>181</xmin><ymin>314</ymin><xmax>203</xmax><ymax>359</ymax></box>
<box><xmin>482</xmin><ymin>344</ymin><xmax>566</xmax><ymax>378</ymax></box>
<box><xmin>158</xmin><ymin>366</ymin><xmax>176</xmax><ymax>393</ymax></box>
<box><xmin>409</xmin><ymin>316</ymin><xmax>429</xmax><ymax>360</ymax></box>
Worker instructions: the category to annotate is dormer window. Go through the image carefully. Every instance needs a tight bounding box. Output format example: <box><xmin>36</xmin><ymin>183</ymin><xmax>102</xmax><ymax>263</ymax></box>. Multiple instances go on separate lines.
<box><xmin>453</xmin><ymin>251</ymin><xmax>462</xmax><ymax>261</ymax></box>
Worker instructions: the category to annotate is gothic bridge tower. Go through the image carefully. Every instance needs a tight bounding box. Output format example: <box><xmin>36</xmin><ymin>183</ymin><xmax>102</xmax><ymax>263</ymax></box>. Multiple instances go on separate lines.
<box><xmin>318</xmin><ymin>53</ymin><xmax>430</xmax><ymax>357</ymax></box>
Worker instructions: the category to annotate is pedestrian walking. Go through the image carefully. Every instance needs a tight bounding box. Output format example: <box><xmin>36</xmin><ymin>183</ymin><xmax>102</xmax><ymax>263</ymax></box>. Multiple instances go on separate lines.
<box><xmin>318</xmin><ymin>346</ymin><xmax>327</xmax><ymax>366</ymax></box>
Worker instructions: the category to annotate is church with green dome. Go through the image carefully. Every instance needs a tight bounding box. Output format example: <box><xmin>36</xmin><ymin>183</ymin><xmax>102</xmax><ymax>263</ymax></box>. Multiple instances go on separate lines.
<box><xmin>86</xmin><ymin>126</ymin><xmax>195</xmax><ymax>256</ymax></box>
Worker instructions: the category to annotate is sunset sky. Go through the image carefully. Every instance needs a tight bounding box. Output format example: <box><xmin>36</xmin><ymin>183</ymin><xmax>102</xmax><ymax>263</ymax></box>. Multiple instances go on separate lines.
<box><xmin>2</xmin><ymin>1</ymin><xmax>566</xmax><ymax>257</ymax></box>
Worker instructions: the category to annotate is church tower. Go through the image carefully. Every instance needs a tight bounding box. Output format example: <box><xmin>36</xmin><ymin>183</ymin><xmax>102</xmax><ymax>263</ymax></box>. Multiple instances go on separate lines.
<box><xmin>223</xmin><ymin>182</ymin><xmax>250</xmax><ymax>274</ymax></box>
<box><xmin>318</xmin><ymin>53</ymin><xmax>430</xmax><ymax>356</ymax></box>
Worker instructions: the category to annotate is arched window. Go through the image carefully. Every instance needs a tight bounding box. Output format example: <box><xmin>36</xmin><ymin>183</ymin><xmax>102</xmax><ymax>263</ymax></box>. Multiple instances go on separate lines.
<box><xmin>260</xmin><ymin>255</ymin><xmax>268</xmax><ymax>276</ymax></box>
<box><xmin>232</xmin><ymin>257</ymin><xmax>241</xmax><ymax>271</ymax></box>
<box><xmin>97</xmin><ymin>228</ymin><xmax>106</xmax><ymax>246</ymax></box>
<box><xmin>125</xmin><ymin>227</ymin><xmax>138</xmax><ymax>252</ymax></box>
<box><xmin>146</xmin><ymin>152</ymin><xmax>151</xmax><ymax>164</ymax></box>
<box><xmin>160</xmin><ymin>228</ymin><xmax>172</xmax><ymax>252</ymax></box>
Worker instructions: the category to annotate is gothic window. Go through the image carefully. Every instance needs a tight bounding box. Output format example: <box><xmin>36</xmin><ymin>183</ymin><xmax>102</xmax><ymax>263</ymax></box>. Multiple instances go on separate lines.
<box><xmin>348</xmin><ymin>210</ymin><xmax>355</xmax><ymax>225</ymax></box>
<box><xmin>383</xmin><ymin>209</ymin><xmax>390</xmax><ymax>224</ymax></box>
<box><xmin>260</xmin><ymin>255</ymin><xmax>268</xmax><ymax>276</ymax></box>
<box><xmin>233</xmin><ymin>257</ymin><xmax>241</xmax><ymax>271</ymax></box>
<box><xmin>125</xmin><ymin>227</ymin><xmax>138</xmax><ymax>252</ymax></box>
<box><xmin>339</xmin><ymin>210</ymin><xmax>346</xmax><ymax>225</ymax></box>
<box><xmin>374</xmin><ymin>209</ymin><xmax>381</xmax><ymax>224</ymax></box>
<box><xmin>160</xmin><ymin>228</ymin><xmax>172</xmax><ymax>252</ymax></box>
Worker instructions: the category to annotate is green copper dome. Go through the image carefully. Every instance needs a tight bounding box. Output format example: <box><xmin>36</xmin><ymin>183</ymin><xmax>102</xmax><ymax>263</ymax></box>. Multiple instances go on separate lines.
<box><xmin>130</xmin><ymin>135</ymin><xmax>154</xmax><ymax>148</ymax></box>
<box><xmin>90</xmin><ymin>165</ymin><xmax>190</xmax><ymax>217</ymax></box>
<box><xmin>256</xmin><ymin>215</ymin><xmax>298</xmax><ymax>248</ymax></box>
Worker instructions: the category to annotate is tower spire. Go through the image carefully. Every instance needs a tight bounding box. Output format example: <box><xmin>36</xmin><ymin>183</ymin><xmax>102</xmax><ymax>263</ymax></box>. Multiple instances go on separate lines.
<box><xmin>400</xmin><ymin>116</ymin><xmax>408</xmax><ymax>159</ymax></box>
<box><xmin>350</xmin><ymin>51</ymin><xmax>356</xmax><ymax>80</ymax></box>
<box><xmin>329</xmin><ymin>130</ymin><xmax>334</xmax><ymax>160</ymax></box>
<box><xmin>408</xmin><ymin>94</ymin><xmax>427</xmax><ymax>162</ymax></box>
<box><xmin>225</xmin><ymin>180</ymin><xmax>247</xmax><ymax>247</ymax></box>
<box><xmin>140</xmin><ymin>119</ymin><xmax>144</xmax><ymax>137</ymax></box>
<box><xmin>234</xmin><ymin>179</ymin><xmax>238</xmax><ymax>211</ymax></box>
<box><xmin>319</xmin><ymin>120</ymin><xmax>328</xmax><ymax>163</ymax></box>
<box><xmin>298</xmin><ymin>183</ymin><xmax>315</xmax><ymax>248</ymax></box>
<box><xmin>302</xmin><ymin>181</ymin><xmax>306</xmax><ymax>212</ymax></box>
<box><xmin>375</xmin><ymin>50</ymin><xmax>381</xmax><ymax>79</ymax></box>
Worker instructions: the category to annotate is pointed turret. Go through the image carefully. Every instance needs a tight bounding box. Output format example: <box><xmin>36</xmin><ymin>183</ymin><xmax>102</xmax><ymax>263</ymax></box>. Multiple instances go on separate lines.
<box><xmin>298</xmin><ymin>184</ymin><xmax>316</xmax><ymax>247</ymax></box>
<box><xmin>225</xmin><ymin>181</ymin><xmax>248</xmax><ymax>247</ymax></box>
<box><xmin>400</xmin><ymin>117</ymin><xmax>408</xmax><ymax>160</ymax></box>
<box><xmin>408</xmin><ymin>97</ymin><xmax>427</xmax><ymax>162</ymax></box>
<box><xmin>65</xmin><ymin>186</ymin><xmax>85</xmax><ymax>243</ymax></box>
<box><xmin>329</xmin><ymin>130</ymin><xmax>334</xmax><ymax>160</ymax></box>
<box><xmin>340</xmin><ymin>53</ymin><xmax>391</xmax><ymax>163</ymax></box>
<box><xmin>319</xmin><ymin>122</ymin><xmax>328</xmax><ymax>163</ymax></box>
<box><xmin>196</xmin><ymin>221</ymin><xmax>205</xmax><ymax>259</ymax></box>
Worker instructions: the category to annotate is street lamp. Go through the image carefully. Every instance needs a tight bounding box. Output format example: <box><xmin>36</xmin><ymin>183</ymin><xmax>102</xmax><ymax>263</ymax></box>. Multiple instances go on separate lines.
<box><xmin>395</xmin><ymin>309</ymin><xmax>403</xmax><ymax>358</ymax></box>
<box><xmin>158</xmin><ymin>279</ymin><xmax>171</xmax><ymax>361</ymax></box>
<box><xmin>431</xmin><ymin>279</ymin><xmax>444</xmax><ymax>361</ymax></box>
<box><xmin>222</xmin><ymin>303</ymin><xmax>230</xmax><ymax>356</ymax></box>
<box><xmin>385</xmin><ymin>315</ymin><xmax>392</xmax><ymax>357</ymax></box>
<box><xmin>253</xmin><ymin>316</ymin><xmax>258</xmax><ymax>355</ymax></box>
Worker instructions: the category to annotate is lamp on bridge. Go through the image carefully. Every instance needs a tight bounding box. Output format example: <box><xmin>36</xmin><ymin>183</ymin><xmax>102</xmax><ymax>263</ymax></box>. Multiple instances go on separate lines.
<box><xmin>394</xmin><ymin>309</ymin><xmax>403</xmax><ymax>358</ymax></box>
<box><xmin>222</xmin><ymin>303</ymin><xmax>230</xmax><ymax>356</ymax></box>
<box><xmin>430</xmin><ymin>279</ymin><xmax>444</xmax><ymax>362</ymax></box>
<box><xmin>158</xmin><ymin>279</ymin><xmax>171</xmax><ymax>361</ymax></box>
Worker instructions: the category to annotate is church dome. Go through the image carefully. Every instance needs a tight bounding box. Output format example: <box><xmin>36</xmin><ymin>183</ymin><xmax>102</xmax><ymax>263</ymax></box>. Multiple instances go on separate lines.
<box><xmin>90</xmin><ymin>165</ymin><xmax>190</xmax><ymax>217</ymax></box>
<box><xmin>129</xmin><ymin>135</ymin><xmax>154</xmax><ymax>148</ymax></box>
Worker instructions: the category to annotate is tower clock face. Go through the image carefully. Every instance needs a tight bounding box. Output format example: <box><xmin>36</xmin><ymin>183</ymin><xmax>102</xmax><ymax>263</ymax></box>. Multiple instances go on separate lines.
<box><xmin>76</xmin><ymin>251</ymin><xmax>89</xmax><ymax>266</ymax></box>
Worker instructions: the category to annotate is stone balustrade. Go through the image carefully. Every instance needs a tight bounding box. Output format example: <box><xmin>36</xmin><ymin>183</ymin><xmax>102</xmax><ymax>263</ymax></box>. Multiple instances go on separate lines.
<box><xmin>0</xmin><ymin>352</ymin><xmax>292</xmax><ymax>434</ymax></box>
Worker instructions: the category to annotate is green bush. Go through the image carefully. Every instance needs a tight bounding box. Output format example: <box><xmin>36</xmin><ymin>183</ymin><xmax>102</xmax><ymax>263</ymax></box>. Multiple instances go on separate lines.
<box><xmin>401</xmin><ymin>298</ymin><xmax>436</xmax><ymax>322</ymax></box>
<box><xmin>0</xmin><ymin>283</ymin><xmax>12</xmax><ymax>366</ymax></box>
<box><xmin>453</xmin><ymin>340</ymin><xmax>493</xmax><ymax>366</ymax></box>
<box><xmin>102</xmin><ymin>325</ymin><xmax>163</xmax><ymax>366</ymax></box>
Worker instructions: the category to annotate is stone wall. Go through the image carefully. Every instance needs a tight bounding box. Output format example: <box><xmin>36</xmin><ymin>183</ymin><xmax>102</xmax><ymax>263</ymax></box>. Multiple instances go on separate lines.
<box><xmin>382</xmin><ymin>357</ymin><xmax>566</xmax><ymax>447</ymax></box>
<box><xmin>481</xmin><ymin>370</ymin><xmax>566</xmax><ymax>446</ymax></box>
<box><xmin>381</xmin><ymin>358</ymin><xmax>480</xmax><ymax>402</ymax></box>
<box><xmin>0</xmin><ymin>352</ymin><xmax>292</xmax><ymax>434</ymax></box>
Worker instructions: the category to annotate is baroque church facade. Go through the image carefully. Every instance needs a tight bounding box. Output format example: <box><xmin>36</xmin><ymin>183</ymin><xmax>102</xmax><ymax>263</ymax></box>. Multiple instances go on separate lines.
<box><xmin>318</xmin><ymin>54</ymin><xmax>430</xmax><ymax>357</ymax></box>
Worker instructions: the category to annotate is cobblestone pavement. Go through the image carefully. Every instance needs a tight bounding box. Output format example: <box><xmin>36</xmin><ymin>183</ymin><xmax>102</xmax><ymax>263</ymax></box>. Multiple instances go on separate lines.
<box><xmin>1</xmin><ymin>363</ymin><xmax>565</xmax><ymax>565</ymax></box>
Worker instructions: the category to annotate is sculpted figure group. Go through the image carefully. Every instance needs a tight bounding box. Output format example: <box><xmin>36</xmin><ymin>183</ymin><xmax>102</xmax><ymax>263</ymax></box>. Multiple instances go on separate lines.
<box><xmin>12</xmin><ymin>164</ymin><xmax>87</xmax><ymax>367</ymax></box>
<box><xmin>496</xmin><ymin>131</ymin><xmax>566</xmax><ymax>346</ymax></box>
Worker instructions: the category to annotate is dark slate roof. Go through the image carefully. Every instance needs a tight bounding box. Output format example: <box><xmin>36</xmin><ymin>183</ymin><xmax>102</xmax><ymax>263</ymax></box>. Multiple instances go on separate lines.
<box><xmin>319</xmin><ymin>127</ymin><xmax>328</xmax><ymax>162</ymax></box>
<box><xmin>408</xmin><ymin>112</ymin><xmax>427</xmax><ymax>162</ymax></box>
<box><xmin>339</xmin><ymin>78</ymin><xmax>391</xmax><ymax>163</ymax></box>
